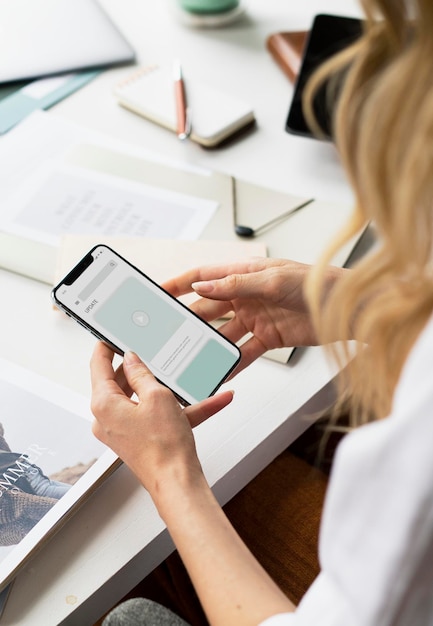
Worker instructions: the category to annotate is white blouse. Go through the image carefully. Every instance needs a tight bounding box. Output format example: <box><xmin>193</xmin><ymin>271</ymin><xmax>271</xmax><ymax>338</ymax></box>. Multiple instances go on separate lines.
<box><xmin>261</xmin><ymin>314</ymin><xmax>433</xmax><ymax>626</ymax></box>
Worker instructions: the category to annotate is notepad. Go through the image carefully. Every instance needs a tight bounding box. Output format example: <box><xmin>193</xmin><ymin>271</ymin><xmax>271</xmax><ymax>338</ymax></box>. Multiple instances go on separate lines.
<box><xmin>114</xmin><ymin>65</ymin><xmax>255</xmax><ymax>147</ymax></box>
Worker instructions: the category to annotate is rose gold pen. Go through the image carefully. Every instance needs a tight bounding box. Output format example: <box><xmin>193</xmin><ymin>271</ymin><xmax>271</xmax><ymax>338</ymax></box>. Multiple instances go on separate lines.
<box><xmin>173</xmin><ymin>60</ymin><xmax>191</xmax><ymax>140</ymax></box>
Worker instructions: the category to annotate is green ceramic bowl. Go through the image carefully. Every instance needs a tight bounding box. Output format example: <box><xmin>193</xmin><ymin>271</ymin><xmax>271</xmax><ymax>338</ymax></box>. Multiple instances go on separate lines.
<box><xmin>179</xmin><ymin>0</ymin><xmax>239</xmax><ymax>14</ymax></box>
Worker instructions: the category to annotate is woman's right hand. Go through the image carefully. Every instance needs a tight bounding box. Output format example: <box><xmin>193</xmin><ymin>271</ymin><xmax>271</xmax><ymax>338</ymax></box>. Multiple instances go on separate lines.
<box><xmin>163</xmin><ymin>258</ymin><xmax>344</xmax><ymax>372</ymax></box>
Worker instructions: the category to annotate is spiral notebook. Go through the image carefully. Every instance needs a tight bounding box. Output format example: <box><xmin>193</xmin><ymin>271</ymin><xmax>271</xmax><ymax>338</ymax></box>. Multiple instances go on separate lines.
<box><xmin>114</xmin><ymin>65</ymin><xmax>255</xmax><ymax>147</ymax></box>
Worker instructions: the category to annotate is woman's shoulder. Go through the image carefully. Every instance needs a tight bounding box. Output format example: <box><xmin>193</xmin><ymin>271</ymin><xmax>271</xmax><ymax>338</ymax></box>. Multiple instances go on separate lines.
<box><xmin>392</xmin><ymin>312</ymin><xmax>433</xmax><ymax>413</ymax></box>
<box><xmin>322</xmin><ymin>309</ymin><xmax>433</xmax><ymax>503</ymax></box>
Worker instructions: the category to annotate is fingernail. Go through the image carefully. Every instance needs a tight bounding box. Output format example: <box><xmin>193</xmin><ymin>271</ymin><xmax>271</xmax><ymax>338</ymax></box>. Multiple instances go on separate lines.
<box><xmin>123</xmin><ymin>351</ymin><xmax>141</xmax><ymax>366</ymax></box>
<box><xmin>191</xmin><ymin>280</ymin><xmax>214</xmax><ymax>294</ymax></box>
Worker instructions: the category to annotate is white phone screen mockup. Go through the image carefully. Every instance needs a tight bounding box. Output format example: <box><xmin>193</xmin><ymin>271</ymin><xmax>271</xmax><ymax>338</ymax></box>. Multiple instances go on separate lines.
<box><xmin>51</xmin><ymin>245</ymin><xmax>241</xmax><ymax>405</ymax></box>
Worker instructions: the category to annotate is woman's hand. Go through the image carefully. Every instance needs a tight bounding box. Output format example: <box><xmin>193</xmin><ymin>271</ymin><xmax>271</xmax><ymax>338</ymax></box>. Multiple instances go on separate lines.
<box><xmin>163</xmin><ymin>257</ymin><xmax>344</xmax><ymax>372</ymax></box>
<box><xmin>90</xmin><ymin>342</ymin><xmax>234</xmax><ymax>497</ymax></box>
<box><xmin>90</xmin><ymin>345</ymin><xmax>295</xmax><ymax>626</ymax></box>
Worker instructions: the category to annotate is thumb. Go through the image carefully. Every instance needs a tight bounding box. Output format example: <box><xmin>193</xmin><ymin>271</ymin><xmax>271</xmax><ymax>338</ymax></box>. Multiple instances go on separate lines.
<box><xmin>122</xmin><ymin>351</ymin><xmax>158</xmax><ymax>395</ymax></box>
<box><xmin>185</xmin><ymin>390</ymin><xmax>234</xmax><ymax>428</ymax></box>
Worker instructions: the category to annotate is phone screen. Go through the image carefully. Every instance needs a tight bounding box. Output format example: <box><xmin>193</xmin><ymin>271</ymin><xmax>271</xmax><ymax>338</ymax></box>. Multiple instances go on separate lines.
<box><xmin>52</xmin><ymin>245</ymin><xmax>241</xmax><ymax>405</ymax></box>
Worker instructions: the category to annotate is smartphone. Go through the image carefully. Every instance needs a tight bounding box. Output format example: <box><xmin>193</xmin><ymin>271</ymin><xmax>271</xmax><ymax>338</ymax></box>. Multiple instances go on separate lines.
<box><xmin>285</xmin><ymin>14</ymin><xmax>363</xmax><ymax>140</ymax></box>
<box><xmin>51</xmin><ymin>244</ymin><xmax>241</xmax><ymax>406</ymax></box>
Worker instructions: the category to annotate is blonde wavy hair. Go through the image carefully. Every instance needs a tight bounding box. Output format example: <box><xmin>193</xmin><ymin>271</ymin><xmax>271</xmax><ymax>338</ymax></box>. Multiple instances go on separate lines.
<box><xmin>303</xmin><ymin>0</ymin><xmax>433</xmax><ymax>423</ymax></box>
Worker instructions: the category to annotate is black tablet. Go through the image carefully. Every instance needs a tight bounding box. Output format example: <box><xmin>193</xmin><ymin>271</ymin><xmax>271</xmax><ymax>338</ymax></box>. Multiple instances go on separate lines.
<box><xmin>285</xmin><ymin>14</ymin><xmax>363</xmax><ymax>140</ymax></box>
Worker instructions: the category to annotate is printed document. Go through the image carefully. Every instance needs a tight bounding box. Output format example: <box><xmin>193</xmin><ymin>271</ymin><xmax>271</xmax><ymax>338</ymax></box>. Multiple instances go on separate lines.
<box><xmin>3</xmin><ymin>161</ymin><xmax>217</xmax><ymax>245</ymax></box>
<box><xmin>0</xmin><ymin>111</ymin><xmax>217</xmax><ymax>245</ymax></box>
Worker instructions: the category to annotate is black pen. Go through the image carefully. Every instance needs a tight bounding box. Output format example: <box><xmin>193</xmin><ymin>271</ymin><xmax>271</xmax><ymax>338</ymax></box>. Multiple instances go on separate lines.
<box><xmin>173</xmin><ymin>60</ymin><xmax>191</xmax><ymax>140</ymax></box>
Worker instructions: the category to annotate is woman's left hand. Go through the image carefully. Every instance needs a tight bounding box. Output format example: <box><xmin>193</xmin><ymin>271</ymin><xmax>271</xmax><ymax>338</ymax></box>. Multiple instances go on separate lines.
<box><xmin>90</xmin><ymin>342</ymin><xmax>294</xmax><ymax>625</ymax></box>
<box><xmin>90</xmin><ymin>342</ymin><xmax>234</xmax><ymax>496</ymax></box>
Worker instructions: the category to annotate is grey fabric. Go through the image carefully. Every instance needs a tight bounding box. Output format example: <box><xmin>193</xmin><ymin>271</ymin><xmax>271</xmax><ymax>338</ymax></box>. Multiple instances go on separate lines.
<box><xmin>102</xmin><ymin>598</ymin><xmax>192</xmax><ymax>626</ymax></box>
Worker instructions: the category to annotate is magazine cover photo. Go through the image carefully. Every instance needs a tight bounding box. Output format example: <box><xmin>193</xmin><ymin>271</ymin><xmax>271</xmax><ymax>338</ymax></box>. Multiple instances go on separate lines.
<box><xmin>0</xmin><ymin>358</ymin><xmax>118</xmax><ymax>590</ymax></box>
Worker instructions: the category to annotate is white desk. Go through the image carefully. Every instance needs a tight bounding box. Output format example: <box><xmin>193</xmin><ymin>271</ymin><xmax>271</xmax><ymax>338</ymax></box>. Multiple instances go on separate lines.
<box><xmin>0</xmin><ymin>1</ymin><xmax>364</xmax><ymax>623</ymax></box>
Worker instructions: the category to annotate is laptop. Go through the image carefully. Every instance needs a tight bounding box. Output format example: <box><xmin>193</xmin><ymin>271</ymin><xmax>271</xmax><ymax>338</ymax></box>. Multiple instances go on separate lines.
<box><xmin>0</xmin><ymin>0</ymin><xmax>135</xmax><ymax>84</ymax></box>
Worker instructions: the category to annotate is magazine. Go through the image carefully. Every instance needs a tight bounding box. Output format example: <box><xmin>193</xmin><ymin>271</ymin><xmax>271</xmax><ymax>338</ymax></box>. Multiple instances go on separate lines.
<box><xmin>0</xmin><ymin>357</ymin><xmax>120</xmax><ymax>592</ymax></box>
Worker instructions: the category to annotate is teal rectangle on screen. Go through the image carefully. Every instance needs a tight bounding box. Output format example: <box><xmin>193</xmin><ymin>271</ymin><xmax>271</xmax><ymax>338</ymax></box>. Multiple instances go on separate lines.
<box><xmin>94</xmin><ymin>277</ymin><xmax>185</xmax><ymax>361</ymax></box>
<box><xmin>175</xmin><ymin>339</ymin><xmax>237</xmax><ymax>401</ymax></box>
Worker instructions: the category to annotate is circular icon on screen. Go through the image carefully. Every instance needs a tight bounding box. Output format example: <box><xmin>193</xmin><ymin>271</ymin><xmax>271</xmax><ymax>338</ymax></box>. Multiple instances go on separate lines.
<box><xmin>132</xmin><ymin>311</ymin><xmax>150</xmax><ymax>327</ymax></box>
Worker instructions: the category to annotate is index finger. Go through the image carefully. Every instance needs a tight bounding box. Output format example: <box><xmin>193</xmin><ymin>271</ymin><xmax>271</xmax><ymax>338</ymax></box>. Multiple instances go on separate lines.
<box><xmin>162</xmin><ymin>259</ymin><xmax>265</xmax><ymax>298</ymax></box>
<box><xmin>162</xmin><ymin>267</ymin><xmax>209</xmax><ymax>298</ymax></box>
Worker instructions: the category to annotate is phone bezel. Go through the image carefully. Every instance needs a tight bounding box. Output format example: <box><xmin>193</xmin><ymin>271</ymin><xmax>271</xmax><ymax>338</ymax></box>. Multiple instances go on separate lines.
<box><xmin>51</xmin><ymin>244</ymin><xmax>241</xmax><ymax>406</ymax></box>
